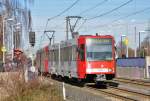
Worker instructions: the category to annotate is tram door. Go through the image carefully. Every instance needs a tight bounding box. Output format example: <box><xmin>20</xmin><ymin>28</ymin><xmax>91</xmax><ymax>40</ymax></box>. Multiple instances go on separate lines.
<box><xmin>77</xmin><ymin>44</ymin><xmax>85</xmax><ymax>78</ymax></box>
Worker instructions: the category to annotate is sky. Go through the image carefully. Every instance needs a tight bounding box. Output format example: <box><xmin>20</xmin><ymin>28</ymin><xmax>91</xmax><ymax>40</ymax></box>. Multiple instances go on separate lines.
<box><xmin>30</xmin><ymin>0</ymin><xmax>150</xmax><ymax>50</ymax></box>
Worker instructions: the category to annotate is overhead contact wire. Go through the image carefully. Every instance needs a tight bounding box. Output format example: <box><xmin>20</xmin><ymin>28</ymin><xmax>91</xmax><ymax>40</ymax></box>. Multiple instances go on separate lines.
<box><xmin>78</xmin><ymin>0</ymin><xmax>108</xmax><ymax>15</ymax></box>
<box><xmin>88</xmin><ymin>0</ymin><xmax>133</xmax><ymax>20</ymax></box>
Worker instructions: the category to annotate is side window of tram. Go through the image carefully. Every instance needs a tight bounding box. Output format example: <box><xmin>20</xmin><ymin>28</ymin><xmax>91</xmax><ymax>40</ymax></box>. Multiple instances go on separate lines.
<box><xmin>79</xmin><ymin>44</ymin><xmax>85</xmax><ymax>61</ymax></box>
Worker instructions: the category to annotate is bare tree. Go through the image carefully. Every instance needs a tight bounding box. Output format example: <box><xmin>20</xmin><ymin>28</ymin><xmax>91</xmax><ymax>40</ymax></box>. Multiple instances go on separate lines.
<box><xmin>0</xmin><ymin>0</ymin><xmax>34</xmax><ymax>48</ymax></box>
<box><xmin>0</xmin><ymin>0</ymin><xmax>34</xmax><ymax>69</ymax></box>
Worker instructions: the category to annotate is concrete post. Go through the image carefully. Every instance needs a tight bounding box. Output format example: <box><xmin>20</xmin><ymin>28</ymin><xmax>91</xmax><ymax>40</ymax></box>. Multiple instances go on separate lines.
<box><xmin>145</xmin><ymin>56</ymin><xmax>150</xmax><ymax>79</ymax></box>
<box><xmin>63</xmin><ymin>82</ymin><xmax>66</xmax><ymax>100</ymax></box>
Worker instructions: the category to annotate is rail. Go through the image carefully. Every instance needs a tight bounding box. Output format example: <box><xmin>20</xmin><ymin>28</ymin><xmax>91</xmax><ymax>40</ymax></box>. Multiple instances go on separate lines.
<box><xmin>86</xmin><ymin>85</ymin><xmax>150</xmax><ymax>101</ymax></box>
<box><xmin>114</xmin><ymin>78</ymin><xmax>150</xmax><ymax>87</ymax></box>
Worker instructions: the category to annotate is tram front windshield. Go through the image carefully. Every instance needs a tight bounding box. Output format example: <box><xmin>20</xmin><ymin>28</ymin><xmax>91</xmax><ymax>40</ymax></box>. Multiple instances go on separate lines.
<box><xmin>86</xmin><ymin>38</ymin><xmax>112</xmax><ymax>61</ymax></box>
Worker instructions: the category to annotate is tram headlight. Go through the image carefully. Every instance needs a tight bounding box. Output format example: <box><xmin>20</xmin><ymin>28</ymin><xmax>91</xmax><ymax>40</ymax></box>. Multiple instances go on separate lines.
<box><xmin>108</xmin><ymin>68</ymin><xmax>112</xmax><ymax>72</ymax></box>
<box><xmin>87</xmin><ymin>63</ymin><xmax>91</xmax><ymax>68</ymax></box>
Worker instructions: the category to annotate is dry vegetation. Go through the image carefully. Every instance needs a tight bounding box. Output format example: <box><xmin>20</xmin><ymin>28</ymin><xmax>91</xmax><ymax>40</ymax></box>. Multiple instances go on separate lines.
<box><xmin>0</xmin><ymin>72</ymin><xmax>63</xmax><ymax>101</ymax></box>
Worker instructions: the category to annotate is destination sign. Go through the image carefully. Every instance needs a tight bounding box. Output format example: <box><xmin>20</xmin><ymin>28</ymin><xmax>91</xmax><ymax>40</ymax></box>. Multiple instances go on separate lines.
<box><xmin>87</xmin><ymin>38</ymin><xmax>112</xmax><ymax>44</ymax></box>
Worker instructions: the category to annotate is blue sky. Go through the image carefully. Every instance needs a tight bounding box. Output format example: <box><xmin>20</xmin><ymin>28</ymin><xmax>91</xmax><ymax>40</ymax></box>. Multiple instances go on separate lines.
<box><xmin>30</xmin><ymin>0</ymin><xmax>150</xmax><ymax>50</ymax></box>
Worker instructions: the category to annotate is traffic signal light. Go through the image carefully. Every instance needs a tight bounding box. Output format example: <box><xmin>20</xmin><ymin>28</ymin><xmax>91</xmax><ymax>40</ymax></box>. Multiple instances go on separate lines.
<box><xmin>29</xmin><ymin>31</ymin><xmax>35</xmax><ymax>47</ymax></box>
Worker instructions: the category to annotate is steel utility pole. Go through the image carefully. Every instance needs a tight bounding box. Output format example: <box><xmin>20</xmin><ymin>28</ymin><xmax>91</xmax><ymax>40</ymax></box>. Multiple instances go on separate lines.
<box><xmin>139</xmin><ymin>32</ymin><xmax>141</xmax><ymax>57</ymax></box>
<box><xmin>44</xmin><ymin>30</ymin><xmax>55</xmax><ymax>45</ymax></box>
<box><xmin>66</xmin><ymin>18</ymin><xmax>69</xmax><ymax>40</ymax></box>
<box><xmin>121</xmin><ymin>36</ymin><xmax>123</xmax><ymax>57</ymax></box>
<box><xmin>66</xmin><ymin>16</ymin><xmax>82</xmax><ymax>40</ymax></box>
<box><xmin>134</xmin><ymin>26</ymin><xmax>137</xmax><ymax>57</ymax></box>
<box><xmin>2</xmin><ymin>17</ymin><xmax>5</xmax><ymax>66</ymax></box>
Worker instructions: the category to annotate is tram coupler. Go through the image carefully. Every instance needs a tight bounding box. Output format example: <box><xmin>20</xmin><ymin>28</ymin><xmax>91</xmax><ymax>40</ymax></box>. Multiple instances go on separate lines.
<box><xmin>95</xmin><ymin>74</ymin><xmax>106</xmax><ymax>81</ymax></box>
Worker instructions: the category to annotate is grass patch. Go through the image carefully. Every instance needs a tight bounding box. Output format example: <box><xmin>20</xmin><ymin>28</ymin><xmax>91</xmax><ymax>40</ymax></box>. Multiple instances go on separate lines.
<box><xmin>1</xmin><ymin>72</ymin><xmax>63</xmax><ymax>101</ymax></box>
<box><xmin>6</xmin><ymin>83</ymin><xmax>63</xmax><ymax>101</ymax></box>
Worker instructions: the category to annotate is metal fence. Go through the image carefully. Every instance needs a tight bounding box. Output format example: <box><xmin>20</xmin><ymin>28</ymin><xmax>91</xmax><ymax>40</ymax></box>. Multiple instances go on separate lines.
<box><xmin>117</xmin><ymin>57</ymin><xmax>145</xmax><ymax>67</ymax></box>
<box><xmin>116</xmin><ymin>58</ymin><xmax>146</xmax><ymax>79</ymax></box>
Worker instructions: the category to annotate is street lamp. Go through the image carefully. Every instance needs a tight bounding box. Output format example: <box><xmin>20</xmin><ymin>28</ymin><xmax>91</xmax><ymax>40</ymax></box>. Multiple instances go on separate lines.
<box><xmin>2</xmin><ymin>17</ymin><xmax>13</xmax><ymax>66</ymax></box>
<box><xmin>138</xmin><ymin>31</ymin><xmax>146</xmax><ymax>57</ymax></box>
<box><xmin>138</xmin><ymin>30</ymin><xmax>150</xmax><ymax>57</ymax></box>
<box><xmin>130</xmin><ymin>19</ymin><xmax>137</xmax><ymax>57</ymax></box>
<box><xmin>121</xmin><ymin>35</ymin><xmax>127</xmax><ymax>58</ymax></box>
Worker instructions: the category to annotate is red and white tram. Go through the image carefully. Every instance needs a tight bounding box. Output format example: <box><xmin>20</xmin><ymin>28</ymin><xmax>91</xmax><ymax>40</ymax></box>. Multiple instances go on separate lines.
<box><xmin>47</xmin><ymin>34</ymin><xmax>116</xmax><ymax>82</ymax></box>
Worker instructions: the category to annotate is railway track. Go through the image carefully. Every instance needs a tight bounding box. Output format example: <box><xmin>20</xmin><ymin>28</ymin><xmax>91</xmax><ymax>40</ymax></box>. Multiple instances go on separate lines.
<box><xmin>86</xmin><ymin>84</ymin><xmax>150</xmax><ymax>101</ymax></box>
<box><xmin>113</xmin><ymin>78</ymin><xmax>150</xmax><ymax>87</ymax></box>
<box><xmin>50</xmin><ymin>77</ymin><xmax>150</xmax><ymax>101</ymax></box>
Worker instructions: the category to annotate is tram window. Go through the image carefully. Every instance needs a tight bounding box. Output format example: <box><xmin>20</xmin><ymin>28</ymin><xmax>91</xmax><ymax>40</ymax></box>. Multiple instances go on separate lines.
<box><xmin>72</xmin><ymin>45</ymin><xmax>76</xmax><ymax>60</ymax></box>
<box><xmin>67</xmin><ymin>46</ymin><xmax>71</xmax><ymax>65</ymax></box>
<box><xmin>52</xmin><ymin>50</ymin><xmax>54</xmax><ymax>64</ymax></box>
<box><xmin>62</xmin><ymin>48</ymin><xmax>65</xmax><ymax>62</ymax></box>
<box><xmin>49</xmin><ymin>51</ymin><xmax>50</xmax><ymax>60</ymax></box>
<box><xmin>64</xmin><ymin>47</ymin><xmax>67</xmax><ymax>61</ymax></box>
<box><xmin>55</xmin><ymin>50</ymin><xmax>57</xmax><ymax>62</ymax></box>
<box><xmin>79</xmin><ymin>44</ymin><xmax>85</xmax><ymax>61</ymax></box>
<box><xmin>54</xmin><ymin>50</ymin><xmax>56</xmax><ymax>62</ymax></box>
<box><xmin>51</xmin><ymin>51</ymin><xmax>52</xmax><ymax>61</ymax></box>
<box><xmin>56</xmin><ymin>49</ymin><xmax>59</xmax><ymax>63</ymax></box>
<box><xmin>69</xmin><ymin>46</ymin><xmax>72</xmax><ymax>61</ymax></box>
<box><xmin>60</xmin><ymin>47</ymin><xmax>64</xmax><ymax>65</ymax></box>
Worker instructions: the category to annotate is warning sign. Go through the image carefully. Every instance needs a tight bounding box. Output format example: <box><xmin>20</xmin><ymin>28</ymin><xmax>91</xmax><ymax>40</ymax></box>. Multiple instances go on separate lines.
<box><xmin>123</xmin><ymin>38</ymin><xmax>129</xmax><ymax>46</ymax></box>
